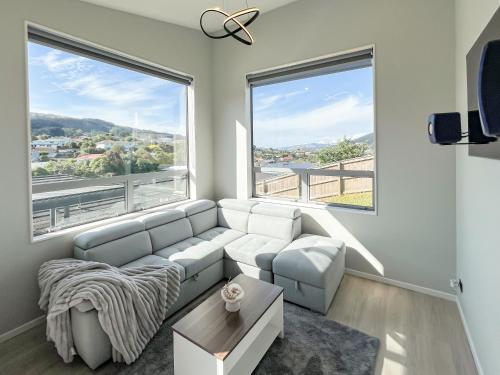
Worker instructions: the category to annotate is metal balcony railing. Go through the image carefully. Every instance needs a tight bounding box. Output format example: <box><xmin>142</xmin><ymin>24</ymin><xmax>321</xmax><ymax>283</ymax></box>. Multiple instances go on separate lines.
<box><xmin>32</xmin><ymin>169</ymin><xmax>189</xmax><ymax>236</ymax></box>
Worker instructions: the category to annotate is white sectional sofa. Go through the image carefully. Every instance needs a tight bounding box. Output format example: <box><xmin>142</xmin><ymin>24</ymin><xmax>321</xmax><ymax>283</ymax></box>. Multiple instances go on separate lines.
<box><xmin>71</xmin><ymin>199</ymin><xmax>345</xmax><ymax>369</ymax></box>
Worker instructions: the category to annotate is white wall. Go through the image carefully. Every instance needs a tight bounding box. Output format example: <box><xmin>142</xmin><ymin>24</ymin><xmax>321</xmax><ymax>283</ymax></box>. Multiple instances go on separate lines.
<box><xmin>455</xmin><ymin>0</ymin><xmax>500</xmax><ymax>373</ymax></box>
<box><xmin>0</xmin><ymin>0</ymin><xmax>213</xmax><ymax>336</ymax></box>
<box><xmin>212</xmin><ymin>0</ymin><xmax>457</xmax><ymax>292</ymax></box>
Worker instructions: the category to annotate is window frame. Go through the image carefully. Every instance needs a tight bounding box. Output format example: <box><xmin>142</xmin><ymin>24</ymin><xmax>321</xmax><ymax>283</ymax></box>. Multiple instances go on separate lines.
<box><xmin>248</xmin><ymin>46</ymin><xmax>377</xmax><ymax>212</ymax></box>
<box><xmin>25</xmin><ymin>23</ymin><xmax>193</xmax><ymax>240</ymax></box>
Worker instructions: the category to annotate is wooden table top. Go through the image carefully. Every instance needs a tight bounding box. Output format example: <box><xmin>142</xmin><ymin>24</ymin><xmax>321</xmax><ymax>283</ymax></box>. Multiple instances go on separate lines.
<box><xmin>172</xmin><ymin>274</ymin><xmax>283</xmax><ymax>361</ymax></box>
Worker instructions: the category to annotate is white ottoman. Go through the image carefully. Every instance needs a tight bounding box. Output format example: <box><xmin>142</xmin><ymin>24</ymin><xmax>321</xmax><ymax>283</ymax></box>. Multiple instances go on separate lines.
<box><xmin>272</xmin><ymin>234</ymin><xmax>345</xmax><ymax>314</ymax></box>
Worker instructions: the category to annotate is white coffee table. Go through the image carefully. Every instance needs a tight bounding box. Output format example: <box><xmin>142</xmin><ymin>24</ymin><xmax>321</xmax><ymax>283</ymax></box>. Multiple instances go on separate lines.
<box><xmin>172</xmin><ymin>274</ymin><xmax>284</xmax><ymax>375</ymax></box>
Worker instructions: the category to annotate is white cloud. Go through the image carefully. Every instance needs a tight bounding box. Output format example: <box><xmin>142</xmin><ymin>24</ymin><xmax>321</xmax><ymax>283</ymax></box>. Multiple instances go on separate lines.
<box><xmin>36</xmin><ymin>49</ymin><xmax>177</xmax><ymax>106</ymax></box>
<box><xmin>31</xmin><ymin>47</ymin><xmax>185</xmax><ymax>134</ymax></box>
<box><xmin>254</xmin><ymin>89</ymin><xmax>306</xmax><ymax>111</ymax></box>
<box><xmin>36</xmin><ymin>50</ymin><xmax>91</xmax><ymax>76</ymax></box>
<box><xmin>57</xmin><ymin>74</ymin><xmax>166</xmax><ymax>105</ymax></box>
<box><xmin>254</xmin><ymin>95</ymin><xmax>373</xmax><ymax>148</ymax></box>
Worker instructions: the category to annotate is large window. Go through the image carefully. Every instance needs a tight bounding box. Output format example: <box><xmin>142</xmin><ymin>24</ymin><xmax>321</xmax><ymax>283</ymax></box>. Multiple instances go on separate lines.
<box><xmin>249</xmin><ymin>49</ymin><xmax>375</xmax><ymax>211</ymax></box>
<box><xmin>27</xmin><ymin>27</ymin><xmax>191</xmax><ymax>237</ymax></box>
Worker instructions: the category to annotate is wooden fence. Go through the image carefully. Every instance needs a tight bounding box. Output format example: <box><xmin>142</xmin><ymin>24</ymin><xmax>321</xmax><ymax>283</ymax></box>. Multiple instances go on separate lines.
<box><xmin>255</xmin><ymin>155</ymin><xmax>374</xmax><ymax>201</ymax></box>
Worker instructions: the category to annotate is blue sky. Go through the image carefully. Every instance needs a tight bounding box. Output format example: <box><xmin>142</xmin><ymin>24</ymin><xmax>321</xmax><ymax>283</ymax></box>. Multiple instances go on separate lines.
<box><xmin>28</xmin><ymin>42</ymin><xmax>187</xmax><ymax>135</ymax></box>
<box><xmin>28</xmin><ymin>42</ymin><xmax>373</xmax><ymax>146</ymax></box>
<box><xmin>253</xmin><ymin>67</ymin><xmax>374</xmax><ymax>148</ymax></box>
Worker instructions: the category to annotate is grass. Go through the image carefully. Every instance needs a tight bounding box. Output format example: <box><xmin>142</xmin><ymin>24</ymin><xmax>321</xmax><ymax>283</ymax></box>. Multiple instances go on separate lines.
<box><xmin>319</xmin><ymin>191</ymin><xmax>373</xmax><ymax>208</ymax></box>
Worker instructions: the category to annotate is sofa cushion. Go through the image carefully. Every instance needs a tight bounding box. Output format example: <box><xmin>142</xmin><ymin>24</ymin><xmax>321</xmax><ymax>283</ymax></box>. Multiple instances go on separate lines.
<box><xmin>188</xmin><ymin>207</ymin><xmax>218</xmax><ymax>236</ymax></box>
<box><xmin>272</xmin><ymin>234</ymin><xmax>345</xmax><ymax>288</ymax></box>
<box><xmin>178</xmin><ymin>199</ymin><xmax>216</xmax><ymax>216</ymax></box>
<box><xmin>147</xmin><ymin>218</ymin><xmax>193</xmax><ymax>251</ymax></box>
<box><xmin>137</xmin><ymin>210</ymin><xmax>185</xmax><ymax>230</ymax></box>
<box><xmin>218</xmin><ymin>208</ymin><xmax>250</xmax><ymax>233</ymax></box>
<box><xmin>248</xmin><ymin>213</ymin><xmax>298</xmax><ymax>242</ymax></box>
<box><xmin>74</xmin><ymin>231</ymin><xmax>152</xmax><ymax>267</ymax></box>
<box><xmin>196</xmin><ymin>227</ymin><xmax>246</xmax><ymax>246</ymax></box>
<box><xmin>224</xmin><ymin>234</ymin><xmax>288</xmax><ymax>271</ymax></box>
<box><xmin>74</xmin><ymin>220</ymin><xmax>145</xmax><ymax>250</ymax></box>
<box><xmin>154</xmin><ymin>238</ymin><xmax>223</xmax><ymax>279</ymax></box>
<box><xmin>216</xmin><ymin>199</ymin><xmax>258</xmax><ymax>232</ymax></box>
<box><xmin>120</xmin><ymin>255</ymin><xmax>186</xmax><ymax>282</ymax></box>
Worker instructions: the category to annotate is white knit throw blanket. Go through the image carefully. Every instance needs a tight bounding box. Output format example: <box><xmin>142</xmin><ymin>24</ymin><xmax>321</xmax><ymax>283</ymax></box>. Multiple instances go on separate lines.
<box><xmin>38</xmin><ymin>258</ymin><xmax>181</xmax><ymax>364</ymax></box>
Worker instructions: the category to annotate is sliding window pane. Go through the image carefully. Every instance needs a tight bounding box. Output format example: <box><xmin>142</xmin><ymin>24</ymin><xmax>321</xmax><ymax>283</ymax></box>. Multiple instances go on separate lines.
<box><xmin>309</xmin><ymin>174</ymin><xmax>374</xmax><ymax>209</ymax></box>
<box><xmin>27</xmin><ymin>31</ymin><xmax>190</xmax><ymax>236</ymax></box>
<box><xmin>32</xmin><ymin>183</ymin><xmax>126</xmax><ymax>236</ymax></box>
<box><xmin>133</xmin><ymin>174</ymin><xmax>188</xmax><ymax>210</ymax></box>
<box><xmin>254</xmin><ymin>169</ymin><xmax>301</xmax><ymax>201</ymax></box>
<box><xmin>250</xmin><ymin>52</ymin><xmax>375</xmax><ymax>211</ymax></box>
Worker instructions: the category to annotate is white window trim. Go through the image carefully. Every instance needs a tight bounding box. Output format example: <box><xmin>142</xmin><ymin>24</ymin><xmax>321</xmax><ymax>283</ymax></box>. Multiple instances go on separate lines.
<box><xmin>246</xmin><ymin>45</ymin><xmax>378</xmax><ymax>214</ymax></box>
<box><xmin>24</xmin><ymin>22</ymin><xmax>196</xmax><ymax>241</ymax></box>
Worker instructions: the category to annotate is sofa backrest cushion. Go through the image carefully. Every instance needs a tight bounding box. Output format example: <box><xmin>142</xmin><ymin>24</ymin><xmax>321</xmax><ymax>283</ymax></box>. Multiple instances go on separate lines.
<box><xmin>248</xmin><ymin>203</ymin><xmax>302</xmax><ymax>242</ymax></box>
<box><xmin>178</xmin><ymin>199</ymin><xmax>215</xmax><ymax>216</ymax></box>
<box><xmin>217</xmin><ymin>199</ymin><xmax>258</xmax><ymax>232</ymax></box>
<box><xmin>178</xmin><ymin>200</ymin><xmax>218</xmax><ymax>236</ymax></box>
<box><xmin>74</xmin><ymin>220</ymin><xmax>152</xmax><ymax>267</ymax></box>
<box><xmin>217</xmin><ymin>199</ymin><xmax>258</xmax><ymax>212</ymax></box>
<box><xmin>251</xmin><ymin>203</ymin><xmax>301</xmax><ymax>219</ymax></box>
<box><xmin>137</xmin><ymin>209</ymin><xmax>186</xmax><ymax>230</ymax></box>
<box><xmin>148</xmin><ymin>218</ymin><xmax>193</xmax><ymax>251</ymax></box>
<box><xmin>74</xmin><ymin>220</ymin><xmax>144</xmax><ymax>249</ymax></box>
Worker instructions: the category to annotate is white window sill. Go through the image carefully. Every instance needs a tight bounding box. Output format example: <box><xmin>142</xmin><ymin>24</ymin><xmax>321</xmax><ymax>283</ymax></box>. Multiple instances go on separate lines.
<box><xmin>249</xmin><ymin>197</ymin><xmax>377</xmax><ymax>216</ymax></box>
<box><xmin>31</xmin><ymin>198</ymin><xmax>192</xmax><ymax>244</ymax></box>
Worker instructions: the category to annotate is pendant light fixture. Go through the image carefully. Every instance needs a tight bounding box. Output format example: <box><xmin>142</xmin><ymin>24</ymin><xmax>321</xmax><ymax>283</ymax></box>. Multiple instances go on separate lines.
<box><xmin>200</xmin><ymin>1</ymin><xmax>260</xmax><ymax>45</ymax></box>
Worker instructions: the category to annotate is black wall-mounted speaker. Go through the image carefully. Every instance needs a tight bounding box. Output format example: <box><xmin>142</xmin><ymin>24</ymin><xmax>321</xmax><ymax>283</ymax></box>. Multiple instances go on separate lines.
<box><xmin>468</xmin><ymin>110</ymin><xmax>497</xmax><ymax>144</ymax></box>
<box><xmin>428</xmin><ymin>113</ymin><xmax>462</xmax><ymax>145</ymax></box>
<box><xmin>478</xmin><ymin>40</ymin><xmax>500</xmax><ymax>136</ymax></box>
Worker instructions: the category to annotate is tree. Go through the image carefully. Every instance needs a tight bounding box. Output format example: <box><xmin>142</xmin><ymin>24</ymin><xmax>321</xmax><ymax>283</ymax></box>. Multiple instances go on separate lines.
<box><xmin>133</xmin><ymin>158</ymin><xmax>159</xmax><ymax>173</ymax></box>
<box><xmin>89</xmin><ymin>151</ymin><xmax>125</xmax><ymax>176</ymax></box>
<box><xmin>317</xmin><ymin>138</ymin><xmax>369</xmax><ymax>164</ymax></box>
<box><xmin>39</xmin><ymin>152</ymin><xmax>50</xmax><ymax>162</ymax></box>
<box><xmin>32</xmin><ymin>167</ymin><xmax>50</xmax><ymax>176</ymax></box>
<box><xmin>154</xmin><ymin>150</ymin><xmax>174</xmax><ymax>166</ymax></box>
<box><xmin>47</xmin><ymin>128</ymin><xmax>64</xmax><ymax>137</ymax></box>
<box><xmin>111</xmin><ymin>127</ymin><xmax>131</xmax><ymax>138</ymax></box>
<box><xmin>111</xmin><ymin>144</ymin><xmax>125</xmax><ymax>154</ymax></box>
<box><xmin>80</xmin><ymin>140</ymin><xmax>97</xmax><ymax>154</ymax></box>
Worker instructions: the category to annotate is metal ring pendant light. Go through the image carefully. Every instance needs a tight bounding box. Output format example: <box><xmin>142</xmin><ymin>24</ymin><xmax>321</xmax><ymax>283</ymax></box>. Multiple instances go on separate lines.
<box><xmin>200</xmin><ymin>1</ymin><xmax>260</xmax><ymax>45</ymax></box>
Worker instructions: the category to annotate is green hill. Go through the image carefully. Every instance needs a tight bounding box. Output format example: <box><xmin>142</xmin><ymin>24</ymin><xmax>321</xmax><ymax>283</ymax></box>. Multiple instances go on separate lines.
<box><xmin>30</xmin><ymin>112</ymin><xmax>178</xmax><ymax>138</ymax></box>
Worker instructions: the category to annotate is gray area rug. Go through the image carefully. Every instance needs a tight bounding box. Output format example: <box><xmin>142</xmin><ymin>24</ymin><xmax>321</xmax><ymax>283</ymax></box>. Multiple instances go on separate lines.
<box><xmin>105</xmin><ymin>296</ymin><xmax>379</xmax><ymax>375</ymax></box>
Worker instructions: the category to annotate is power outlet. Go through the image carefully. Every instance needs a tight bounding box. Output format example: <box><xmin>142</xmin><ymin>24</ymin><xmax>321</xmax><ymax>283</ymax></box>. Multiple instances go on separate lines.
<box><xmin>450</xmin><ymin>278</ymin><xmax>464</xmax><ymax>293</ymax></box>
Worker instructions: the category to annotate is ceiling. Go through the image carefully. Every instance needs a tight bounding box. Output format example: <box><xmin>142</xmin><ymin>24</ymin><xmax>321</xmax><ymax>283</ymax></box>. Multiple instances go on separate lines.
<box><xmin>79</xmin><ymin>0</ymin><xmax>299</xmax><ymax>31</ymax></box>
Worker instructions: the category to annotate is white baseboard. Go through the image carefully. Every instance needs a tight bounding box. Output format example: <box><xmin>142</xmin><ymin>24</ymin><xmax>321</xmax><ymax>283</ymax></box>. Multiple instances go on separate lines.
<box><xmin>456</xmin><ymin>298</ymin><xmax>484</xmax><ymax>375</ymax></box>
<box><xmin>0</xmin><ymin>315</ymin><xmax>45</xmax><ymax>344</ymax></box>
<box><xmin>345</xmin><ymin>268</ymin><xmax>457</xmax><ymax>301</ymax></box>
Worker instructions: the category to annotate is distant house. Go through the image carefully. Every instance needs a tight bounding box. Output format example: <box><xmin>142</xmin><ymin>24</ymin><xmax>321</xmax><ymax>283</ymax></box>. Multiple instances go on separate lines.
<box><xmin>31</xmin><ymin>137</ymin><xmax>71</xmax><ymax>149</ymax></box>
<box><xmin>95</xmin><ymin>140</ymin><xmax>115</xmax><ymax>151</ymax></box>
<box><xmin>31</xmin><ymin>146</ymin><xmax>57</xmax><ymax>161</ymax></box>
<box><xmin>76</xmin><ymin>154</ymin><xmax>102</xmax><ymax>161</ymax></box>
<box><xmin>96</xmin><ymin>140</ymin><xmax>136</xmax><ymax>152</ymax></box>
<box><xmin>31</xmin><ymin>149</ymin><xmax>40</xmax><ymax>162</ymax></box>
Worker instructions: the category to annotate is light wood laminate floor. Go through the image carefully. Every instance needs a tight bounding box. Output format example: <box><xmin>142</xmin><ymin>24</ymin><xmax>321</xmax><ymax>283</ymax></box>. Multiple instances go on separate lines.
<box><xmin>0</xmin><ymin>275</ymin><xmax>477</xmax><ymax>375</ymax></box>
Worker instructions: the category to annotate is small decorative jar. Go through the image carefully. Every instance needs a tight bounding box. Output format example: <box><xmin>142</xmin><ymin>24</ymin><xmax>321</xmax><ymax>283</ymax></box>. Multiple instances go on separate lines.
<box><xmin>221</xmin><ymin>283</ymin><xmax>245</xmax><ymax>312</ymax></box>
